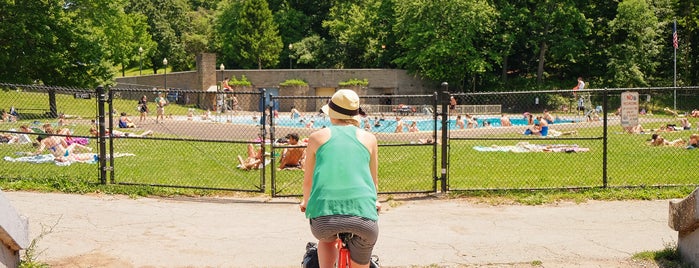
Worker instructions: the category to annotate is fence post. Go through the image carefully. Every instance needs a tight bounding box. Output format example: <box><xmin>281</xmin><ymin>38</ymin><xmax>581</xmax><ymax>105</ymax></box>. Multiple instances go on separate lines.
<box><xmin>439</xmin><ymin>82</ymin><xmax>449</xmax><ymax>193</ymax></box>
<box><xmin>260</xmin><ymin>88</ymin><xmax>267</xmax><ymax>193</ymax></box>
<box><xmin>47</xmin><ymin>88</ymin><xmax>58</xmax><ymax>118</ymax></box>
<box><xmin>602</xmin><ymin>88</ymin><xmax>608</xmax><ymax>187</ymax></box>
<box><xmin>269</xmin><ymin>94</ymin><xmax>276</xmax><ymax>195</ymax></box>
<box><xmin>96</xmin><ymin>86</ymin><xmax>107</xmax><ymax>184</ymax></box>
<box><xmin>107</xmin><ymin>88</ymin><xmax>115</xmax><ymax>184</ymax></box>
<box><xmin>432</xmin><ymin>92</ymin><xmax>439</xmax><ymax>192</ymax></box>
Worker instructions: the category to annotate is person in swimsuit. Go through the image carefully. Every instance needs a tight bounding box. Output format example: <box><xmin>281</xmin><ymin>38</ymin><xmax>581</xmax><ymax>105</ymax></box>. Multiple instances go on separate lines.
<box><xmin>237</xmin><ymin>143</ymin><xmax>264</xmax><ymax>170</ymax></box>
<box><xmin>524</xmin><ymin>116</ymin><xmax>549</xmax><ymax>136</ymax></box>
<box><xmin>300</xmin><ymin>89</ymin><xmax>380</xmax><ymax>268</ymax></box>
<box><xmin>650</xmin><ymin>134</ymin><xmax>685</xmax><ymax>147</ymax></box>
<box><xmin>138</xmin><ymin>95</ymin><xmax>149</xmax><ymax>123</ymax></box>
<box><xmin>278</xmin><ymin>133</ymin><xmax>305</xmax><ymax>170</ymax></box>
<box><xmin>154</xmin><ymin>93</ymin><xmax>167</xmax><ymax>123</ymax></box>
<box><xmin>119</xmin><ymin>112</ymin><xmax>136</xmax><ymax>128</ymax></box>
<box><xmin>89</xmin><ymin>126</ymin><xmax>153</xmax><ymax>138</ymax></box>
<box><xmin>35</xmin><ymin>126</ymin><xmax>94</xmax><ymax>162</ymax></box>
<box><xmin>687</xmin><ymin>134</ymin><xmax>699</xmax><ymax>149</ymax></box>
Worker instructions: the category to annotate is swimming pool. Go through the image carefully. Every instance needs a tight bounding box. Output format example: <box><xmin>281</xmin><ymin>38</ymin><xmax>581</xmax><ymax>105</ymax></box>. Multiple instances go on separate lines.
<box><xmin>194</xmin><ymin>114</ymin><xmax>575</xmax><ymax>133</ymax></box>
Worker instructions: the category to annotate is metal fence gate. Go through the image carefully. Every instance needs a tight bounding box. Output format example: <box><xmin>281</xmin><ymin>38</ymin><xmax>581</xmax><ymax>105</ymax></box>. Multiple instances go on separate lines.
<box><xmin>2</xmin><ymin>83</ymin><xmax>699</xmax><ymax>196</ymax></box>
<box><xmin>101</xmin><ymin>87</ymin><xmax>269</xmax><ymax>192</ymax></box>
<box><xmin>268</xmin><ymin>94</ymin><xmax>439</xmax><ymax>197</ymax></box>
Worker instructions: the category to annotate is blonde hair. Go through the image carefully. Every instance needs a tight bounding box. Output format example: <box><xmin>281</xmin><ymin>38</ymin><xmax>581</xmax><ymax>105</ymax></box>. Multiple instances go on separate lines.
<box><xmin>43</xmin><ymin>126</ymin><xmax>55</xmax><ymax>134</ymax></box>
<box><xmin>337</xmin><ymin>118</ymin><xmax>360</xmax><ymax>127</ymax></box>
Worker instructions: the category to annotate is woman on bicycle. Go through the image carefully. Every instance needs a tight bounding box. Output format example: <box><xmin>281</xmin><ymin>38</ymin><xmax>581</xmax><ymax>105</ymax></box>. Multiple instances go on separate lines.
<box><xmin>300</xmin><ymin>89</ymin><xmax>381</xmax><ymax>268</ymax></box>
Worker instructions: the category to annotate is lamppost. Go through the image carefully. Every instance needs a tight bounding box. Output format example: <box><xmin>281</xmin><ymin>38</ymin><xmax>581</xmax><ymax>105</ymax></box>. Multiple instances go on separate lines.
<box><xmin>219</xmin><ymin>63</ymin><xmax>224</xmax><ymax>91</ymax></box>
<box><xmin>380</xmin><ymin>44</ymin><xmax>386</xmax><ymax>68</ymax></box>
<box><xmin>138</xmin><ymin>47</ymin><xmax>143</xmax><ymax>75</ymax></box>
<box><xmin>288</xmin><ymin>43</ymin><xmax>293</xmax><ymax>69</ymax></box>
<box><xmin>219</xmin><ymin>63</ymin><xmax>225</xmax><ymax>112</ymax></box>
<box><xmin>163</xmin><ymin>58</ymin><xmax>168</xmax><ymax>90</ymax></box>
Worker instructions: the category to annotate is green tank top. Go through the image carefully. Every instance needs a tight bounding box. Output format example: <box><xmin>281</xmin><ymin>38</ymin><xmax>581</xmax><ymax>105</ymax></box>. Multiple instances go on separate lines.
<box><xmin>305</xmin><ymin>125</ymin><xmax>378</xmax><ymax>221</ymax></box>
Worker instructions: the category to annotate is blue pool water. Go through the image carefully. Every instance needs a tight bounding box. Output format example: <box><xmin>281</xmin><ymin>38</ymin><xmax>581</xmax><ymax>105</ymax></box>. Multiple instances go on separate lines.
<box><xmin>205</xmin><ymin>115</ymin><xmax>575</xmax><ymax>133</ymax></box>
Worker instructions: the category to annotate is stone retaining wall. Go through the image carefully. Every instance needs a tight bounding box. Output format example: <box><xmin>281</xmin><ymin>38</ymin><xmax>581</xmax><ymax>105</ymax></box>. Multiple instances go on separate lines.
<box><xmin>0</xmin><ymin>190</ymin><xmax>29</xmax><ymax>267</ymax></box>
<box><xmin>669</xmin><ymin>187</ymin><xmax>699</xmax><ymax>267</ymax></box>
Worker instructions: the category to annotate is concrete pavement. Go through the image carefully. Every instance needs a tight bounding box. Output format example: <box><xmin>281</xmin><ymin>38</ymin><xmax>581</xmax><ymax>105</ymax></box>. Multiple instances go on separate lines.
<box><xmin>3</xmin><ymin>191</ymin><xmax>678</xmax><ymax>267</ymax></box>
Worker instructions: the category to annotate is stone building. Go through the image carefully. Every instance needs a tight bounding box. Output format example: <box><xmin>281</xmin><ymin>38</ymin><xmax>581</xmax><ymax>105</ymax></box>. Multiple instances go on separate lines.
<box><xmin>115</xmin><ymin>53</ymin><xmax>436</xmax><ymax>112</ymax></box>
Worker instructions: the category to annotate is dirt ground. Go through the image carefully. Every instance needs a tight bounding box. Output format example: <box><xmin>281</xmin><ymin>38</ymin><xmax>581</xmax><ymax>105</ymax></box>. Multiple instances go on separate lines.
<box><xmin>3</xmin><ymin>191</ymin><xmax>678</xmax><ymax>268</ymax></box>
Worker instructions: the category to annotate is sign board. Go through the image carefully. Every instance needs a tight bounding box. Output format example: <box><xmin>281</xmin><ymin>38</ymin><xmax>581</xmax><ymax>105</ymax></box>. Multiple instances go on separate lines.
<box><xmin>73</xmin><ymin>93</ymin><xmax>91</xmax><ymax>99</ymax></box>
<box><xmin>620</xmin><ymin>91</ymin><xmax>639</xmax><ymax>128</ymax></box>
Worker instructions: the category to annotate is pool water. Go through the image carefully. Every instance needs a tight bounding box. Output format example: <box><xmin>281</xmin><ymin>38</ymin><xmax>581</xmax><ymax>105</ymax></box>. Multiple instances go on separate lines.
<box><xmin>198</xmin><ymin>115</ymin><xmax>575</xmax><ymax>133</ymax></box>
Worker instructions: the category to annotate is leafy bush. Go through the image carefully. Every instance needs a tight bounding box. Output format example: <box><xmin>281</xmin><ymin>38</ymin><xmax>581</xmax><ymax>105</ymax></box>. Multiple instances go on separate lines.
<box><xmin>338</xmin><ymin>78</ymin><xmax>369</xmax><ymax>87</ymax></box>
<box><xmin>280</xmin><ymin>79</ymin><xmax>308</xmax><ymax>86</ymax></box>
<box><xmin>545</xmin><ymin>94</ymin><xmax>570</xmax><ymax>111</ymax></box>
<box><xmin>229</xmin><ymin>75</ymin><xmax>252</xmax><ymax>86</ymax></box>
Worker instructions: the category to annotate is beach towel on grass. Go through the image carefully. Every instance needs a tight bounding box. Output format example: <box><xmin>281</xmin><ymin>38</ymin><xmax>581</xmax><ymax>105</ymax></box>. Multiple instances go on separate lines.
<box><xmin>4</xmin><ymin>153</ymin><xmax>135</xmax><ymax>166</ymax></box>
<box><xmin>473</xmin><ymin>142</ymin><xmax>590</xmax><ymax>153</ymax></box>
<box><xmin>236</xmin><ymin>159</ymin><xmax>272</xmax><ymax>170</ymax></box>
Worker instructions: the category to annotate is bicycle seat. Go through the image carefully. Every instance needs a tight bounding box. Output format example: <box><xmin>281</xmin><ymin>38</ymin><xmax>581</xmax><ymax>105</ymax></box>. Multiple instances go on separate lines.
<box><xmin>337</xmin><ymin>232</ymin><xmax>354</xmax><ymax>242</ymax></box>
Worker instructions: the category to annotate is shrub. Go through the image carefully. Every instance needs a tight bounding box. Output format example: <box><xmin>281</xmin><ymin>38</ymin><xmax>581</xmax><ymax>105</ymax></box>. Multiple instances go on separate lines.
<box><xmin>280</xmin><ymin>79</ymin><xmax>308</xmax><ymax>86</ymax></box>
<box><xmin>230</xmin><ymin>75</ymin><xmax>252</xmax><ymax>87</ymax></box>
<box><xmin>338</xmin><ymin>78</ymin><xmax>369</xmax><ymax>87</ymax></box>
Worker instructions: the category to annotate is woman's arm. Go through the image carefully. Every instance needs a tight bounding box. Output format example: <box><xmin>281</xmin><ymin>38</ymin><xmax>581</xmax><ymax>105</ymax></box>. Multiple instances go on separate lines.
<box><xmin>34</xmin><ymin>140</ymin><xmax>46</xmax><ymax>155</ymax></box>
<box><xmin>300</xmin><ymin>135</ymin><xmax>318</xmax><ymax>212</ymax></box>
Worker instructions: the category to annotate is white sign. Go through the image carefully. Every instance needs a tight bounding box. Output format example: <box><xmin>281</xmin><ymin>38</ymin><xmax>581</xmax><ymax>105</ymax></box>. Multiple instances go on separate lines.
<box><xmin>620</xmin><ymin>92</ymin><xmax>639</xmax><ymax>128</ymax></box>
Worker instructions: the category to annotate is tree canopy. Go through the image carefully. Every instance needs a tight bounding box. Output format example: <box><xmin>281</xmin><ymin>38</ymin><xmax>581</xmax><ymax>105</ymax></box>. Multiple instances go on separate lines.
<box><xmin>0</xmin><ymin>0</ymin><xmax>695</xmax><ymax>91</ymax></box>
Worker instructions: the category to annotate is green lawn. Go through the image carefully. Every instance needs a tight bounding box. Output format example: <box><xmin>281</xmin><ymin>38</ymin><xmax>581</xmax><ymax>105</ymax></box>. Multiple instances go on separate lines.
<box><xmin>1</xmin><ymin>89</ymin><xmax>697</xmax><ymax>200</ymax></box>
<box><xmin>0</xmin><ymin>87</ymin><xmax>201</xmax><ymax>120</ymax></box>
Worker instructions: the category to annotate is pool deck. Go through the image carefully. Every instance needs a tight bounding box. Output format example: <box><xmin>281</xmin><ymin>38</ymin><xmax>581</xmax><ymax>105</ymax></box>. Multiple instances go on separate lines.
<box><xmin>61</xmin><ymin>111</ymin><xmax>679</xmax><ymax>143</ymax></box>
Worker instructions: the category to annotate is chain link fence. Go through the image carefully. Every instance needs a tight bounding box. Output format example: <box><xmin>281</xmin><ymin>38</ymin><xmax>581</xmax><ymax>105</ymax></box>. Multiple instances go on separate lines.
<box><xmin>104</xmin><ymin>88</ymin><xmax>268</xmax><ymax>192</ymax></box>
<box><xmin>269</xmin><ymin>94</ymin><xmax>438</xmax><ymax>197</ymax></box>
<box><xmin>1</xmin><ymin>83</ymin><xmax>698</xmax><ymax>196</ymax></box>
<box><xmin>0</xmin><ymin>84</ymin><xmax>100</xmax><ymax>184</ymax></box>
<box><xmin>447</xmin><ymin>89</ymin><xmax>605</xmax><ymax>190</ymax></box>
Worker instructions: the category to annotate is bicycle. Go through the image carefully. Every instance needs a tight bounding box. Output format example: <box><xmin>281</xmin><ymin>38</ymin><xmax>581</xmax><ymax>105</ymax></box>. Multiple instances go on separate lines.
<box><xmin>337</xmin><ymin>233</ymin><xmax>353</xmax><ymax>268</ymax></box>
<box><xmin>337</xmin><ymin>233</ymin><xmax>379</xmax><ymax>268</ymax></box>
<box><xmin>303</xmin><ymin>232</ymin><xmax>379</xmax><ymax>268</ymax></box>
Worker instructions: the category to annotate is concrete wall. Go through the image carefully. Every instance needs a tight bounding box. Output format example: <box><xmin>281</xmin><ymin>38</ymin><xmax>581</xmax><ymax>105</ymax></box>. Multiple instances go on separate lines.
<box><xmin>0</xmin><ymin>190</ymin><xmax>29</xmax><ymax>268</ymax></box>
<box><xmin>115</xmin><ymin>54</ymin><xmax>437</xmax><ymax>98</ymax></box>
<box><xmin>669</xmin><ymin>187</ymin><xmax>699</xmax><ymax>267</ymax></box>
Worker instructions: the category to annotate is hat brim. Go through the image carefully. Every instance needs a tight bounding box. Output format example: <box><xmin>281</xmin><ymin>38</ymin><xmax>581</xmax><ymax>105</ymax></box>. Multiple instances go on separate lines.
<box><xmin>321</xmin><ymin>104</ymin><xmax>360</xmax><ymax>123</ymax></box>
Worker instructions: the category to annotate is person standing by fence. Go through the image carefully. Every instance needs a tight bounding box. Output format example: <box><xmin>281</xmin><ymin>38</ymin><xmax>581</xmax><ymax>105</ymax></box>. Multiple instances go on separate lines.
<box><xmin>137</xmin><ymin>95</ymin><xmax>149</xmax><ymax>123</ymax></box>
<box><xmin>300</xmin><ymin>89</ymin><xmax>380</xmax><ymax>268</ymax></box>
<box><xmin>573</xmin><ymin>77</ymin><xmax>585</xmax><ymax>97</ymax></box>
<box><xmin>154</xmin><ymin>93</ymin><xmax>167</xmax><ymax>123</ymax></box>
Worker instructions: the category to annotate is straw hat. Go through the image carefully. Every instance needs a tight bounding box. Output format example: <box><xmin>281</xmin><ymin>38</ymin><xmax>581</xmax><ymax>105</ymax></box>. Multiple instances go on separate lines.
<box><xmin>321</xmin><ymin>89</ymin><xmax>365</xmax><ymax>123</ymax></box>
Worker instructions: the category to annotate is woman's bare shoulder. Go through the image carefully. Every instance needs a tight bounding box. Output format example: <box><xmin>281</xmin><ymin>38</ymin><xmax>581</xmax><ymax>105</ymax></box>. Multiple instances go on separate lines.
<box><xmin>308</xmin><ymin>128</ymin><xmax>331</xmax><ymax>144</ymax></box>
<box><xmin>357</xmin><ymin>128</ymin><xmax>378</xmax><ymax>144</ymax></box>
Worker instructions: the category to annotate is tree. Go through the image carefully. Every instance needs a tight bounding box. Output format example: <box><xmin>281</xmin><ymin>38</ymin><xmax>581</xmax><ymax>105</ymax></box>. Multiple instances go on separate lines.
<box><xmin>126</xmin><ymin>0</ymin><xmax>191</xmax><ymax>73</ymax></box>
<box><xmin>69</xmin><ymin>0</ymin><xmax>156</xmax><ymax>78</ymax></box>
<box><xmin>272</xmin><ymin>2</ymin><xmax>308</xmax><ymax>68</ymax></box>
<box><xmin>393</xmin><ymin>0</ymin><xmax>498</xmax><ymax>91</ymax></box>
<box><xmin>607</xmin><ymin>0</ymin><xmax>661</xmax><ymax>87</ymax></box>
<box><xmin>490</xmin><ymin>1</ymin><xmax>530</xmax><ymax>84</ymax></box>
<box><xmin>576</xmin><ymin>0</ymin><xmax>618</xmax><ymax>87</ymax></box>
<box><xmin>291</xmin><ymin>35</ymin><xmax>326</xmax><ymax>67</ymax></box>
<box><xmin>321</xmin><ymin>0</ymin><xmax>396</xmax><ymax>69</ymax></box>
<box><xmin>215</xmin><ymin>0</ymin><xmax>283</xmax><ymax>69</ymax></box>
<box><xmin>0</xmin><ymin>0</ymin><xmax>112</xmax><ymax>87</ymax></box>
<box><xmin>507</xmin><ymin>1</ymin><xmax>591</xmax><ymax>85</ymax></box>
<box><xmin>324</xmin><ymin>0</ymin><xmax>379</xmax><ymax>68</ymax></box>
<box><xmin>183</xmin><ymin>7</ymin><xmax>215</xmax><ymax>59</ymax></box>
<box><xmin>677</xmin><ymin>1</ymin><xmax>698</xmax><ymax>86</ymax></box>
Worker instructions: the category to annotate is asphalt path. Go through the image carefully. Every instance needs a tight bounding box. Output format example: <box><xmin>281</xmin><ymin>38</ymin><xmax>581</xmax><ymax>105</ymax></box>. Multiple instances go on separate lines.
<box><xmin>3</xmin><ymin>191</ymin><xmax>678</xmax><ymax>267</ymax></box>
